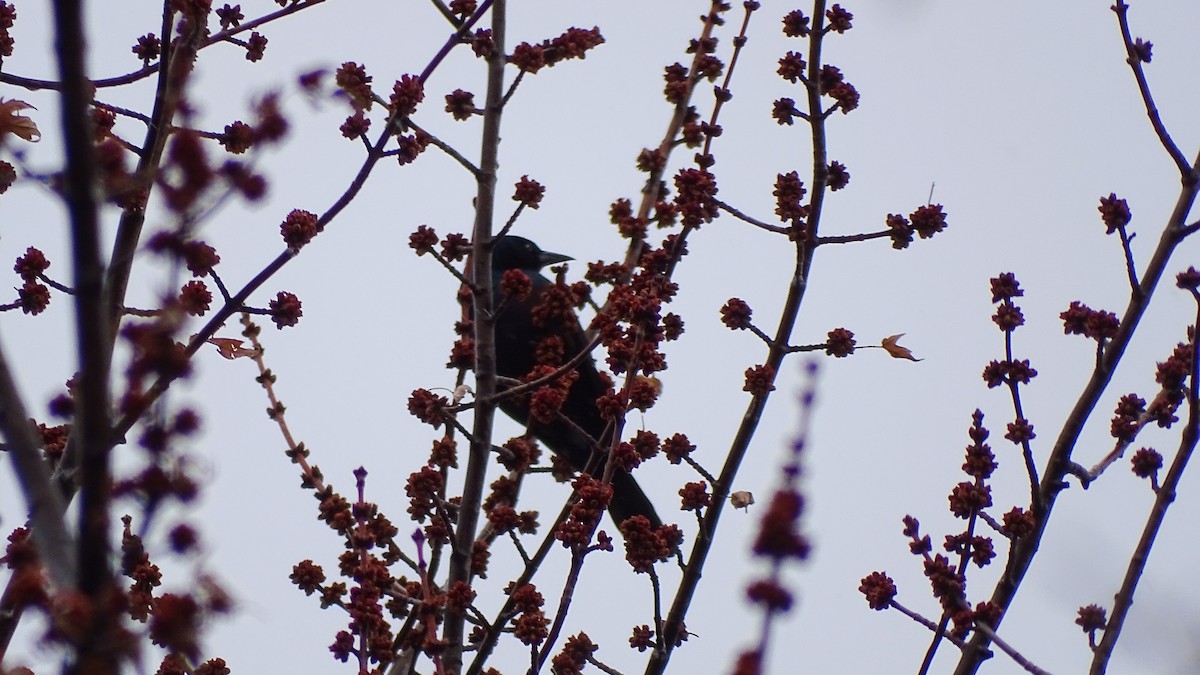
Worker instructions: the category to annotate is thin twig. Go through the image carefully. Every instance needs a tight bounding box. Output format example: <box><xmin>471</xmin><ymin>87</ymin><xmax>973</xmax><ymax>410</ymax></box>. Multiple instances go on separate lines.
<box><xmin>1003</xmin><ymin>314</ymin><xmax>1042</xmax><ymax>510</ymax></box>
<box><xmin>816</xmin><ymin>229</ymin><xmax>892</xmax><ymax>245</ymax></box>
<box><xmin>917</xmin><ymin>611</ymin><xmax>953</xmax><ymax>675</ymax></box>
<box><xmin>0</xmin><ymin>0</ymin><xmax>330</xmax><ymax>92</ymax></box>
<box><xmin>499</xmin><ymin>70</ymin><xmax>526</xmax><ymax>109</ymax></box>
<box><xmin>91</xmin><ymin>99</ymin><xmax>152</xmax><ymax>125</ymax></box>
<box><xmin>486</xmin><ymin>334</ymin><xmax>604</xmax><ymax>406</ymax></box>
<box><xmin>890</xmin><ymin>601</ymin><xmax>968</xmax><ymax>649</ymax></box>
<box><xmin>683</xmin><ymin>455</ymin><xmax>717</xmax><ymax>486</ymax></box>
<box><xmin>714</xmin><ymin>199</ymin><xmax>789</xmax><ymax>234</ymax></box>
<box><xmin>700</xmin><ymin>3</ymin><xmax>758</xmax><ymax>159</ymax></box>
<box><xmin>401</xmin><ymin>116</ymin><xmax>481</xmax><ymax>177</ymax></box>
<box><xmin>783</xmin><ymin>342</ymin><xmax>826</xmax><ymax>354</ymax></box>
<box><xmin>534</xmin><ymin>550</ymin><xmax>588</xmax><ymax>672</ymax></box>
<box><xmin>972</xmin><ymin>622</ymin><xmax>1051</xmax><ymax>675</ymax></box>
<box><xmin>1116</xmin><ymin>225</ymin><xmax>1141</xmax><ymax>295</ymax></box>
<box><xmin>1110</xmin><ymin>1</ymin><xmax>1192</xmax><ymax>179</ymax></box>
<box><xmin>429</xmin><ymin>0</ymin><xmax>458</xmax><ymax>25</ymax></box>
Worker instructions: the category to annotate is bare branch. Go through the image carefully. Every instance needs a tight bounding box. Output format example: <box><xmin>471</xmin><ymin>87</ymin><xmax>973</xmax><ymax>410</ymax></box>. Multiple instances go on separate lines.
<box><xmin>1111</xmin><ymin>1</ymin><xmax>1194</xmax><ymax>181</ymax></box>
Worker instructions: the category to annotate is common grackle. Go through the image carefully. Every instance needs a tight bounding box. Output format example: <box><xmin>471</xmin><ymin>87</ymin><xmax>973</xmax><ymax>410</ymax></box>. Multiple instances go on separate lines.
<box><xmin>488</xmin><ymin>235</ymin><xmax>662</xmax><ymax>528</ymax></box>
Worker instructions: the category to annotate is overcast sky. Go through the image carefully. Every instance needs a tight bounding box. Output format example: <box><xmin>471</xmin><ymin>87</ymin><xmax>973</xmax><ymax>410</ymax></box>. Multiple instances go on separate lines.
<box><xmin>3</xmin><ymin>1</ymin><xmax>1200</xmax><ymax>673</ymax></box>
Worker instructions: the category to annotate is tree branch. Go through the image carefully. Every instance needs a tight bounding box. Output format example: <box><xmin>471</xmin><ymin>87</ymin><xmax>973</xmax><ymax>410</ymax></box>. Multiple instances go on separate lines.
<box><xmin>953</xmin><ymin>147</ymin><xmax>1200</xmax><ymax>675</ymax></box>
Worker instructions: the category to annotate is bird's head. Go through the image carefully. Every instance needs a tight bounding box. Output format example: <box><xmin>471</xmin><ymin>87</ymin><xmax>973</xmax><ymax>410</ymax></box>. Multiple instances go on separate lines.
<box><xmin>492</xmin><ymin>235</ymin><xmax>573</xmax><ymax>272</ymax></box>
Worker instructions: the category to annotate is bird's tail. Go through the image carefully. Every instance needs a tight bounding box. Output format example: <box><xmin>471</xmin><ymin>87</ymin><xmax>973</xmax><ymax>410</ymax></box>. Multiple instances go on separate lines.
<box><xmin>609</xmin><ymin>469</ymin><xmax>663</xmax><ymax>530</ymax></box>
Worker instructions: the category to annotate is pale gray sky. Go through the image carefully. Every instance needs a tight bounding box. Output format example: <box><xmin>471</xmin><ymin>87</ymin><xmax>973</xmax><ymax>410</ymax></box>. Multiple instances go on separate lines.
<box><xmin>3</xmin><ymin>1</ymin><xmax>1200</xmax><ymax>673</ymax></box>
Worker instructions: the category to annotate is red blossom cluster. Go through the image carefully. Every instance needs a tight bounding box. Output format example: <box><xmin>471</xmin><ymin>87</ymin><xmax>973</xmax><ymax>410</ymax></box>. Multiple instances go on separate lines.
<box><xmin>620</xmin><ymin>516</ymin><xmax>682</xmax><ymax>573</ymax></box>
<box><xmin>407</xmin><ymin>388</ymin><xmax>449</xmax><ymax>428</ymax></box>
<box><xmin>1130</xmin><ymin>447</ymin><xmax>1163</xmax><ymax>480</ymax></box>
<box><xmin>268</xmin><ymin>290</ymin><xmax>303</xmax><ymax>328</ymax></box>
<box><xmin>672</xmin><ymin>168</ymin><xmax>719</xmax><ymax>228</ymax></box>
<box><xmin>999</xmin><ymin>507</ymin><xmax>1036</xmax><ymax>539</ymax></box>
<box><xmin>862</xmin><ymin>410</ymin><xmax>1009</xmax><ymax>639</ymax></box>
<box><xmin>858</xmin><ymin>571</ymin><xmax>896</xmax><ymax>611</ymax></box>
<box><xmin>296</xmin><ymin>472</ymin><xmax>412</xmax><ymax>667</ymax></box>
<box><xmin>884</xmin><ymin>204</ymin><xmax>949</xmax><ymax>249</ymax></box>
<box><xmin>510</xmin><ymin>27</ymin><xmax>605</xmax><ymax>74</ymax></box>
<box><xmin>1110</xmin><ymin>393</ymin><xmax>1145</xmax><ymax>442</ymax></box>
<box><xmin>823</xmin><ymin>4</ymin><xmax>853</xmax><ymax>32</ymax></box>
<box><xmin>444</xmin><ymin>88</ymin><xmax>475</xmax><ymax>120</ymax></box>
<box><xmin>482</xmin><ymin>475</ymin><xmax>538</xmax><ymax>534</ymax></box>
<box><xmin>395</xmin><ymin>128</ymin><xmax>432</xmax><ymax>165</ymax></box>
<box><xmin>390</xmin><ymin>74</ymin><xmax>424</xmax><ymax>116</ymax></box>
<box><xmin>585</xmin><ymin>244</ymin><xmax>686</xmax><ymax>413</ymax></box>
<box><xmin>160</xmin><ymin>130</ymin><xmax>214</xmax><ymax>212</ymax></box>
<box><xmin>336</xmin><ymin>61</ymin><xmax>374</xmax><ymax>110</ymax></box>
<box><xmin>773</xmin><ymin>171</ymin><xmax>808</xmax><ymax>223</ymax></box>
<box><xmin>742</xmin><ymin>364</ymin><xmax>775</xmax><ymax>395</ymax></box>
<box><xmin>339</xmin><ymin>110</ymin><xmax>370</xmax><ymax>139</ymax></box>
<box><xmin>1176</xmin><ymin>266</ymin><xmax>1200</xmax><ymax>291</ymax></box>
<box><xmin>245</xmin><ymin>32</ymin><xmax>267</xmax><ymax>62</ymax></box>
<box><xmin>824</xmin><ymin>327</ymin><xmax>855</xmax><ymax>357</ymax></box>
<box><xmin>219</xmin><ymin>120</ymin><xmax>254</xmax><ymax>154</ymax></box>
<box><xmin>607</xmin><ymin>198</ymin><xmax>646</xmax><ymax>239</ymax></box>
<box><xmin>1098</xmin><ymin>192</ymin><xmax>1131</xmax><ymax>233</ymax></box>
<box><xmin>1</xmin><ymin>528</ymin><xmax>47</xmax><ymax>619</ymax></box>
<box><xmin>1060</xmin><ymin>300</ymin><xmax>1120</xmax><ymax>341</ymax></box>
<box><xmin>10</xmin><ymin>246</ymin><xmax>50</xmax><ymax>314</ymax></box>
<box><xmin>720</xmin><ymin>297</ymin><xmax>753</xmax><ymax>330</ymax></box>
<box><xmin>555</xmin><ymin>475</ymin><xmax>613</xmax><ymax>547</ymax></box>
<box><xmin>1076</xmin><ymin>604</ymin><xmax>1108</xmax><ymax>648</ymax></box>
<box><xmin>0</xmin><ymin>157</ymin><xmax>14</xmax><ymax>193</ymax></box>
<box><xmin>629</xmin><ymin>623</ymin><xmax>654</xmax><ymax>652</ymax></box>
<box><xmin>279</xmin><ymin>208</ymin><xmax>319</xmax><ymax>250</ymax></box>
<box><xmin>513</xmin><ymin>175</ymin><xmax>545</xmax><ymax>208</ymax></box>
<box><xmin>981</xmin><ymin>358</ymin><xmax>1037</xmax><ymax>389</ymax></box>
<box><xmin>448</xmin><ymin>0</ymin><xmax>476</xmax><ymax>18</ymax></box>
<box><xmin>499</xmin><ymin>268</ymin><xmax>532</xmax><ymax>302</ymax></box>
<box><xmin>132</xmin><ymin>32</ymin><xmax>160</xmax><ymax>64</ymax></box>
<box><xmin>509</xmin><ymin>583</ymin><xmax>549</xmax><ymax>646</ymax></box>
<box><xmin>1101</xmin><ymin>327</ymin><xmax>1194</xmax><ymax>489</ymax></box>
<box><xmin>751</xmin><ymin>490</ymin><xmax>810</xmax><ymax>560</ymax></box>
<box><xmin>0</xmin><ymin>1</ymin><xmax>16</xmax><ymax>56</ymax></box>
<box><xmin>550</xmin><ymin>632</ymin><xmax>598</xmax><ymax>675</ymax></box>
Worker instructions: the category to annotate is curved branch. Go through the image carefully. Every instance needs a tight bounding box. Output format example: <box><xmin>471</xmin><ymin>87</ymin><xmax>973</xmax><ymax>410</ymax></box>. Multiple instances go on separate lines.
<box><xmin>0</xmin><ymin>0</ymin><xmax>330</xmax><ymax>91</ymax></box>
<box><xmin>953</xmin><ymin>148</ymin><xmax>1200</xmax><ymax>674</ymax></box>
<box><xmin>1111</xmin><ymin>1</ymin><xmax>1193</xmax><ymax>181</ymax></box>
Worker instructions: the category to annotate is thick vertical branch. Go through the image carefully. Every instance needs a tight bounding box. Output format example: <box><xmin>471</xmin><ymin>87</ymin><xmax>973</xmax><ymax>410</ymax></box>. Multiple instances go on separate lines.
<box><xmin>0</xmin><ymin>348</ymin><xmax>76</xmax><ymax>586</ymax></box>
<box><xmin>443</xmin><ymin>2</ymin><xmax>506</xmax><ymax>671</ymax></box>
<box><xmin>647</xmin><ymin>2</ymin><xmax>827</xmax><ymax>673</ymax></box>
<box><xmin>49</xmin><ymin>0</ymin><xmax>192</xmax><ymax>507</ymax></box>
<box><xmin>52</xmin><ymin>1</ymin><xmax>115</xmax><ymax>673</ymax></box>
<box><xmin>0</xmin><ymin>344</ymin><xmax>77</xmax><ymax>660</ymax></box>
<box><xmin>104</xmin><ymin>0</ymin><xmax>188</xmax><ymax>335</ymax></box>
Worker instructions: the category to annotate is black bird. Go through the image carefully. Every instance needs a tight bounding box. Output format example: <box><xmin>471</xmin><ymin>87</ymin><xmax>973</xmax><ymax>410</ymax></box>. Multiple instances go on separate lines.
<box><xmin>488</xmin><ymin>235</ymin><xmax>662</xmax><ymax>529</ymax></box>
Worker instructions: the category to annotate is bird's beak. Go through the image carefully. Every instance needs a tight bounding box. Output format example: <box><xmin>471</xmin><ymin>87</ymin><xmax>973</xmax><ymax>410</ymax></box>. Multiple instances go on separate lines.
<box><xmin>538</xmin><ymin>250</ymin><xmax>573</xmax><ymax>267</ymax></box>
